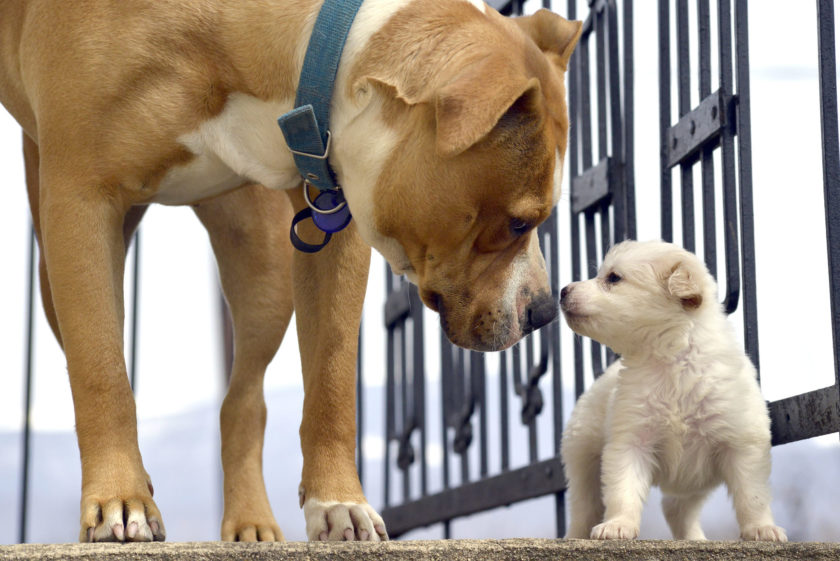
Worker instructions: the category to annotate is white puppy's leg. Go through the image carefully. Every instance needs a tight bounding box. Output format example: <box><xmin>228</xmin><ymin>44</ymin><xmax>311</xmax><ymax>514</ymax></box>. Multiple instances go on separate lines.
<box><xmin>662</xmin><ymin>494</ymin><xmax>708</xmax><ymax>540</ymax></box>
<box><xmin>720</xmin><ymin>445</ymin><xmax>787</xmax><ymax>542</ymax></box>
<box><xmin>591</xmin><ymin>441</ymin><xmax>654</xmax><ymax>539</ymax></box>
<box><xmin>563</xmin><ymin>447</ymin><xmax>604</xmax><ymax>538</ymax></box>
<box><xmin>561</xmin><ymin>367</ymin><xmax>615</xmax><ymax>538</ymax></box>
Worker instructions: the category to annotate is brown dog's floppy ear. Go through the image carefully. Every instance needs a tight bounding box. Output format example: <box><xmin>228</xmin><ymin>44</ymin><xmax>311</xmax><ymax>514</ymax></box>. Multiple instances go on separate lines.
<box><xmin>354</xmin><ymin>55</ymin><xmax>540</xmax><ymax>158</ymax></box>
<box><xmin>513</xmin><ymin>9</ymin><xmax>583</xmax><ymax>71</ymax></box>
<box><xmin>668</xmin><ymin>262</ymin><xmax>703</xmax><ymax>310</ymax></box>
<box><xmin>435</xmin><ymin>59</ymin><xmax>540</xmax><ymax>157</ymax></box>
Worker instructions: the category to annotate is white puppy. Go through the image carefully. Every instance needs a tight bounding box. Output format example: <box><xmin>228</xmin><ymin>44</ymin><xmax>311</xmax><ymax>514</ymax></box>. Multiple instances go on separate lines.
<box><xmin>559</xmin><ymin>240</ymin><xmax>786</xmax><ymax>542</ymax></box>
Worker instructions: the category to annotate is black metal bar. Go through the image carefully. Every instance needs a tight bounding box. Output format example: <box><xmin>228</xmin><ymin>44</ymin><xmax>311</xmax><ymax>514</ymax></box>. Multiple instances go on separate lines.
<box><xmin>526</xmin><ymin>342</ymin><xmax>538</xmax><ymax>464</ymax></box>
<box><xmin>659</xmin><ymin>0</ymin><xmax>673</xmax><ymax>242</ymax></box>
<box><xmin>381</xmin><ymin>456</ymin><xmax>565</xmax><ymax>538</ymax></box>
<box><xmin>400</xmin><ymin>316</ymin><xmax>410</xmax><ymax>502</ymax></box>
<box><xmin>697</xmin><ymin>0</ymin><xmax>717</xmax><ymax>276</ymax></box>
<box><xmin>474</xmin><ymin>352</ymin><xmax>488</xmax><ymax>477</ymax></box>
<box><xmin>717</xmin><ymin>0</ymin><xmax>741</xmax><ymax>314</ymax></box>
<box><xmin>568</xmin><ymin>0</ymin><xmax>580</xmax><ymax>185</ymax></box>
<box><xmin>623</xmin><ymin>0</ymin><xmax>636</xmax><ymax>240</ymax></box>
<box><xmin>734</xmin><ymin>0</ymin><xmax>759</xmax><ymax>371</ymax></box>
<box><xmin>555</xmin><ymin>490</ymin><xmax>566</xmax><ymax>538</ymax></box>
<box><xmin>816</xmin><ymin>0</ymin><xmax>840</xmax><ymax>396</ymax></box>
<box><xmin>512</xmin><ymin>344</ymin><xmax>523</xmax><ymax>408</ymax></box>
<box><xmin>596</xmin><ymin>6</ymin><xmax>608</xmax><ymax>160</ymax></box>
<box><xmin>18</xmin><ymin>225</ymin><xmax>36</xmax><ymax>544</ymax></box>
<box><xmin>584</xmin><ymin>212</ymin><xmax>598</xmax><ymax>277</ymax></box>
<box><xmin>412</xmin><ymin>288</ymin><xmax>427</xmax><ymax>496</ymax></box>
<box><xmin>676</xmin><ymin>0</ymin><xmax>695</xmax><ymax>252</ymax></box>
<box><xmin>769</xmin><ymin>386</ymin><xmax>840</xmax><ymax>446</ymax></box>
<box><xmin>580</xmin><ymin>26</ymin><xmax>594</xmax><ymax>172</ymax></box>
<box><xmin>440</xmin><ymin>332</ymin><xmax>451</xmax><ymax>493</ymax></box>
<box><xmin>440</xmin><ymin>330</ymin><xmax>452</xmax><ymax>539</ymax></box>
<box><xmin>457</xmin><ymin>349</ymin><xmax>470</xmax><ymax>485</ymax></box>
<box><xmin>500</xmin><ymin>352</ymin><xmax>510</xmax><ymax>471</ymax></box>
<box><xmin>384</xmin><ymin>271</ymin><xmax>395</xmax><ymax>507</ymax></box>
<box><xmin>607</xmin><ymin>0</ymin><xmax>626</xmax><ymax>240</ymax></box>
<box><xmin>676</xmin><ymin>0</ymin><xmax>690</xmax><ymax>116</ymax></box>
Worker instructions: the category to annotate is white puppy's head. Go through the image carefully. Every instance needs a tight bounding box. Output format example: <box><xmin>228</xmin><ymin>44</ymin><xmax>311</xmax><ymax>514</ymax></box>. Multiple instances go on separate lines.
<box><xmin>559</xmin><ymin>240</ymin><xmax>718</xmax><ymax>357</ymax></box>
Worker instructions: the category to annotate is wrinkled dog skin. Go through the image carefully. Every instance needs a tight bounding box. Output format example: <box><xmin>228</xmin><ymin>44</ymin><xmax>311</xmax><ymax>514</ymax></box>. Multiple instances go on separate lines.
<box><xmin>0</xmin><ymin>0</ymin><xmax>580</xmax><ymax>542</ymax></box>
<box><xmin>560</xmin><ymin>240</ymin><xmax>786</xmax><ymax>542</ymax></box>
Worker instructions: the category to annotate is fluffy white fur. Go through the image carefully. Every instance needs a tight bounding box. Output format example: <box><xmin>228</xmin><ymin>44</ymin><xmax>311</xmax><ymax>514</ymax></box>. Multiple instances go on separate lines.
<box><xmin>559</xmin><ymin>240</ymin><xmax>786</xmax><ymax>542</ymax></box>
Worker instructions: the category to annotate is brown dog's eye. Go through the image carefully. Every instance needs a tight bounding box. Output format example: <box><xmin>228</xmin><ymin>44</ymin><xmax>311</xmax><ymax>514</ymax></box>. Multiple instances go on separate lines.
<box><xmin>510</xmin><ymin>219</ymin><xmax>531</xmax><ymax>236</ymax></box>
<box><xmin>606</xmin><ymin>272</ymin><xmax>622</xmax><ymax>284</ymax></box>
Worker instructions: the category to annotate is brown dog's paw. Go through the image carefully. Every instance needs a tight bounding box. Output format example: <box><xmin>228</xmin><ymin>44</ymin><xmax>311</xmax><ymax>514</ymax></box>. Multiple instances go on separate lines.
<box><xmin>303</xmin><ymin>498</ymin><xmax>388</xmax><ymax>542</ymax></box>
<box><xmin>221</xmin><ymin>519</ymin><xmax>285</xmax><ymax>542</ymax></box>
<box><xmin>79</xmin><ymin>482</ymin><xmax>165</xmax><ymax>542</ymax></box>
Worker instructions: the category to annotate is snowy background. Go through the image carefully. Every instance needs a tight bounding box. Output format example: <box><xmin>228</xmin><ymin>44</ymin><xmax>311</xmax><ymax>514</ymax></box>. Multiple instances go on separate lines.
<box><xmin>1</xmin><ymin>0</ymin><xmax>838</xmax><ymax>544</ymax></box>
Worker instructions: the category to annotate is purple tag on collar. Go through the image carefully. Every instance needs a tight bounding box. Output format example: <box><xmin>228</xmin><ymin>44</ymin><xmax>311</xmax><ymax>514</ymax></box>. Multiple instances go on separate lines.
<box><xmin>311</xmin><ymin>191</ymin><xmax>352</xmax><ymax>233</ymax></box>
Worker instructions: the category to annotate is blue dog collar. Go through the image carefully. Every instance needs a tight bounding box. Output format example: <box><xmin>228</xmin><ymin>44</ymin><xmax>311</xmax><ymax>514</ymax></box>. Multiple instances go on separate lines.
<box><xmin>278</xmin><ymin>0</ymin><xmax>364</xmax><ymax>253</ymax></box>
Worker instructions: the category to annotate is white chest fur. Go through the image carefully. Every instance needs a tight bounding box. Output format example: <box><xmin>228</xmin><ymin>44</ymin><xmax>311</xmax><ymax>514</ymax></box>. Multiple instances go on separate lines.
<box><xmin>154</xmin><ymin>94</ymin><xmax>300</xmax><ymax>205</ymax></box>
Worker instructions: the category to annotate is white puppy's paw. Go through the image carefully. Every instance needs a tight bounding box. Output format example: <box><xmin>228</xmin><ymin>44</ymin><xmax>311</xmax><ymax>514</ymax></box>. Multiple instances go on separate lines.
<box><xmin>740</xmin><ymin>524</ymin><xmax>787</xmax><ymax>542</ymax></box>
<box><xmin>590</xmin><ymin>519</ymin><xmax>639</xmax><ymax>540</ymax></box>
<box><xmin>303</xmin><ymin>497</ymin><xmax>388</xmax><ymax>541</ymax></box>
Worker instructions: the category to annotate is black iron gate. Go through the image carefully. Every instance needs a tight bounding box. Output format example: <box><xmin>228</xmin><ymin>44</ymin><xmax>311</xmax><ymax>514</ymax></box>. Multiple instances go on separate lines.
<box><xmin>376</xmin><ymin>0</ymin><xmax>635</xmax><ymax>538</ymax></box>
<box><xmin>371</xmin><ymin>0</ymin><xmax>840</xmax><ymax>539</ymax></box>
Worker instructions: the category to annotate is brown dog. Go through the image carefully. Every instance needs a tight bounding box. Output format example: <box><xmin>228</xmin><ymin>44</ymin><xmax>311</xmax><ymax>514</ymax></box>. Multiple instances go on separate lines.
<box><xmin>0</xmin><ymin>0</ymin><xmax>580</xmax><ymax>543</ymax></box>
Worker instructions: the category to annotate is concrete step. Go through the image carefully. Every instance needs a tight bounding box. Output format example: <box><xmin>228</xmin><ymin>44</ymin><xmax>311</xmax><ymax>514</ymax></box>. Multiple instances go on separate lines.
<box><xmin>3</xmin><ymin>539</ymin><xmax>840</xmax><ymax>561</ymax></box>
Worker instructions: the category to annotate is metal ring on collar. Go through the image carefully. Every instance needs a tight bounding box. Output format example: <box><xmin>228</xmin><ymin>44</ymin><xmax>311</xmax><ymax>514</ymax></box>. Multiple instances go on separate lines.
<box><xmin>288</xmin><ymin>130</ymin><xmax>332</xmax><ymax>161</ymax></box>
<box><xmin>303</xmin><ymin>182</ymin><xmax>347</xmax><ymax>215</ymax></box>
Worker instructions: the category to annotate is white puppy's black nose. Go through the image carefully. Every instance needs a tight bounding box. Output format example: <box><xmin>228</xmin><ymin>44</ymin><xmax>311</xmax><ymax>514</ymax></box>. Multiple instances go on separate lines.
<box><xmin>560</xmin><ymin>284</ymin><xmax>572</xmax><ymax>302</ymax></box>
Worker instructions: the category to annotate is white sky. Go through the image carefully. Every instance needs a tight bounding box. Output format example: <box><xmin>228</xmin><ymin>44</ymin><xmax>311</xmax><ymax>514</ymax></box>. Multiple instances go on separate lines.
<box><xmin>0</xmin><ymin>0</ymin><xmax>837</xmax><ymax>543</ymax></box>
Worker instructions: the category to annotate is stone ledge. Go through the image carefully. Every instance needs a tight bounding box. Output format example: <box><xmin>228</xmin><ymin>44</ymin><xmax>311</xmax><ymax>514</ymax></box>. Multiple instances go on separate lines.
<box><xmin>3</xmin><ymin>538</ymin><xmax>840</xmax><ymax>561</ymax></box>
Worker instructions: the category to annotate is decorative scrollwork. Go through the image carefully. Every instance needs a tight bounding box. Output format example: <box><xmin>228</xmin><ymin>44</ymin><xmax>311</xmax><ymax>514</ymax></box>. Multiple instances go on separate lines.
<box><xmin>516</xmin><ymin>349</ymin><xmax>549</xmax><ymax>425</ymax></box>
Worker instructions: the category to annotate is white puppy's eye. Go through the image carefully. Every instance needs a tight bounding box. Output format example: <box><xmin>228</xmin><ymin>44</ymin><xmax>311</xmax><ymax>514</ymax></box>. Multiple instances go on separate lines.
<box><xmin>606</xmin><ymin>272</ymin><xmax>622</xmax><ymax>284</ymax></box>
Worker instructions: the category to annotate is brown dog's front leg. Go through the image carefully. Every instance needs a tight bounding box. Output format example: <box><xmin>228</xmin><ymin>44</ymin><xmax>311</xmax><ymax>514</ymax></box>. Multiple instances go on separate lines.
<box><xmin>288</xmin><ymin>189</ymin><xmax>387</xmax><ymax>542</ymax></box>
<box><xmin>38</xmin><ymin>163</ymin><xmax>164</xmax><ymax>543</ymax></box>
<box><xmin>194</xmin><ymin>184</ymin><xmax>294</xmax><ymax>542</ymax></box>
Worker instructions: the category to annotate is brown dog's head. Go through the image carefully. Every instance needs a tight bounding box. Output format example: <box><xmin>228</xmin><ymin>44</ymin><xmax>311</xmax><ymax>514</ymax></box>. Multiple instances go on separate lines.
<box><xmin>341</xmin><ymin>4</ymin><xmax>581</xmax><ymax>351</ymax></box>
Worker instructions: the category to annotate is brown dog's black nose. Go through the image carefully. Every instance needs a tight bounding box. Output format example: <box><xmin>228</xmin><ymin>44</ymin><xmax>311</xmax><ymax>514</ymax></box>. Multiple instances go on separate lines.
<box><xmin>522</xmin><ymin>293</ymin><xmax>558</xmax><ymax>335</ymax></box>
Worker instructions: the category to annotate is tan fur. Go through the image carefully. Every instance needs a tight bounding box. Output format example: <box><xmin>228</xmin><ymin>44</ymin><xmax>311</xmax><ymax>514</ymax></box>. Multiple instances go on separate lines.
<box><xmin>350</xmin><ymin>2</ymin><xmax>580</xmax><ymax>349</ymax></box>
<box><xmin>0</xmin><ymin>0</ymin><xmax>579</xmax><ymax>542</ymax></box>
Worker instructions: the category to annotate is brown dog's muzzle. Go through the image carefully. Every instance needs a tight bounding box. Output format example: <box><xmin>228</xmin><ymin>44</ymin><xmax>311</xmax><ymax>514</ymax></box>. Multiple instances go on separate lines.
<box><xmin>432</xmin><ymin>288</ymin><xmax>558</xmax><ymax>352</ymax></box>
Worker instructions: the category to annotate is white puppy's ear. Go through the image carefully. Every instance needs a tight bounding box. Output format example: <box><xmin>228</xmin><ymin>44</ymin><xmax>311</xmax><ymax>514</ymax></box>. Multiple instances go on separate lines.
<box><xmin>668</xmin><ymin>262</ymin><xmax>703</xmax><ymax>310</ymax></box>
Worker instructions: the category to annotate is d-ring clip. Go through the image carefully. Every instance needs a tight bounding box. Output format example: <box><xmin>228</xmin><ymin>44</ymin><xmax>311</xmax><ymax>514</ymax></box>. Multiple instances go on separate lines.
<box><xmin>303</xmin><ymin>182</ymin><xmax>347</xmax><ymax>215</ymax></box>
